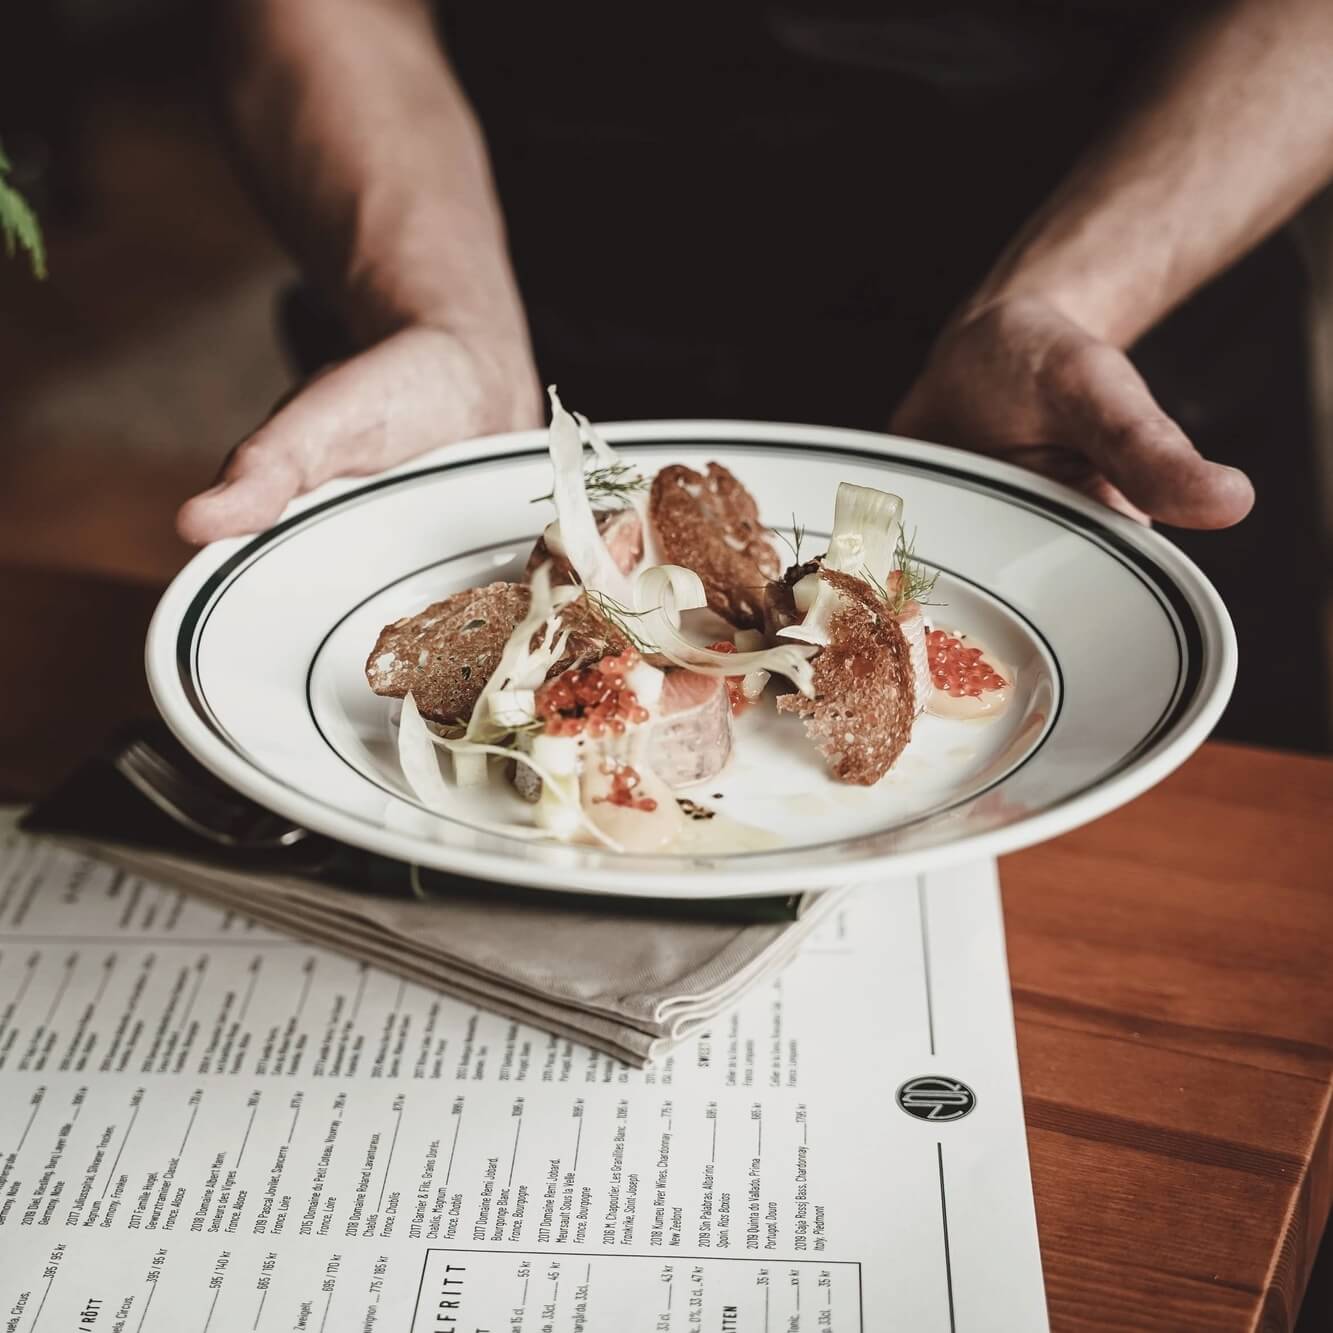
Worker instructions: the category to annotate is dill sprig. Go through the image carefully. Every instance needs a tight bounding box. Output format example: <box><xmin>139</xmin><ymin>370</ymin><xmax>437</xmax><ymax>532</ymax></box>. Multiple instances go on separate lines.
<box><xmin>531</xmin><ymin>460</ymin><xmax>648</xmax><ymax>507</ymax></box>
<box><xmin>864</xmin><ymin>527</ymin><xmax>941</xmax><ymax>616</ymax></box>
<box><xmin>770</xmin><ymin>513</ymin><xmax>807</xmax><ymax>565</ymax></box>
<box><xmin>0</xmin><ymin>141</ymin><xmax>45</xmax><ymax>280</ymax></box>
<box><xmin>579</xmin><ymin>588</ymin><xmax>661</xmax><ymax>655</ymax></box>
<box><xmin>503</xmin><ymin>715</ymin><xmax>546</xmax><ymax>742</ymax></box>
<box><xmin>894</xmin><ymin>526</ymin><xmax>941</xmax><ymax>610</ymax></box>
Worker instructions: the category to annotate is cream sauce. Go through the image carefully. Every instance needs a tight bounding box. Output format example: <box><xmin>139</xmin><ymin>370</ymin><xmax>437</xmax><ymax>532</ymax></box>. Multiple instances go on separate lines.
<box><xmin>581</xmin><ymin>759</ymin><xmax>685</xmax><ymax>852</ymax></box>
<box><xmin>674</xmin><ymin>807</ymin><xmax>784</xmax><ymax>855</ymax></box>
<box><xmin>923</xmin><ymin>629</ymin><xmax>1015</xmax><ymax>721</ymax></box>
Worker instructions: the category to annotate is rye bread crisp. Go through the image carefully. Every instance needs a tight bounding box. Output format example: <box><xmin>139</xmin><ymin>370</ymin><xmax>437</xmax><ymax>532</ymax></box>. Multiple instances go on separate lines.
<box><xmin>366</xmin><ymin>583</ymin><xmax>629</xmax><ymax>725</ymax></box>
<box><xmin>366</xmin><ymin>582</ymin><xmax>531</xmax><ymax>725</ymax></box>
<box><xmin>649</xmin><ymin>463</ymin><xmax>780</xmax><ymax>628</ymax></box>
<box><xmin>776</xmin><ymin>568</ymin><xmax>916</xmax><ymax>785</ymax></box>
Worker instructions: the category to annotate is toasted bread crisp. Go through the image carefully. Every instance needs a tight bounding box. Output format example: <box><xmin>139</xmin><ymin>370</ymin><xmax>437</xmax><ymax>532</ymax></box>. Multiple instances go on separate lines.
<box><xmin>649</xmin><ymin>463</ymin><xmax>780</xmax><ymax>628</ymax></box>
<box><xmin>367</xmin><ymin>583</ymin><xmax>630</xmax><ymax>726</ymax></box>
<box><xmin>776</xmin><ymin>569</ymin><xmax>915</xmax><ymax>785</ymax></box>
<box><xmin>548</xmin><ymin>596</ymin><xmax>630</xmax><ymax>675</ymax></box>
<box><xmin>366</xmin><ymin>582</ymin><xmax>532</xmax><ymax>724</ymax></box>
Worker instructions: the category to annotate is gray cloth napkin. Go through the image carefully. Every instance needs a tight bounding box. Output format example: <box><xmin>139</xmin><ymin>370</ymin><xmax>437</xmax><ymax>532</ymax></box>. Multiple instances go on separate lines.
<box><xmin>24</xmin><ymin>726</ymin><xmax>843</xmax><ymax>1065</ymax></box>
<box><xmin>69</xmin><ymin>839</ymin><xmax>845</xmax><ymax>1066</ymax></box>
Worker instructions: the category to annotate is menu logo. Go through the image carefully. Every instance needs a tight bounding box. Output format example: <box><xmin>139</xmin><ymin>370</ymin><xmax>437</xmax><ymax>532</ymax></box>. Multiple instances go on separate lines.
<box><xmin>896</xmin><ymin>1076</ymin><xmax>977</xmax><ymax>1122</ymax></box>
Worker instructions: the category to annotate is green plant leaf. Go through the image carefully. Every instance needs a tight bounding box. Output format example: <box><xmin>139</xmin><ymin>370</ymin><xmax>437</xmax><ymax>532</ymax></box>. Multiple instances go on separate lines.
<box><xmin>0</xmin><ymin>139</ymin><xmax>47</xmax><ymax>280</ymax></box>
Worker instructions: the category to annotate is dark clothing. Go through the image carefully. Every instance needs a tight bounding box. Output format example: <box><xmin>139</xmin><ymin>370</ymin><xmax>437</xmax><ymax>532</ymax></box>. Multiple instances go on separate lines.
<box><xmin>289</xmin><ymin>3</ymin><xmax>1331</xmax><ymax>750</ymax></box>
<box><xmin>444</xmin><ymin>3</ymin><xmax>1191</xmax><ymax>341</ymax></box>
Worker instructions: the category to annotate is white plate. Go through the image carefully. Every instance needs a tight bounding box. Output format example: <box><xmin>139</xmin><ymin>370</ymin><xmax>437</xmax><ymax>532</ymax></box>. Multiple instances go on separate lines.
<box><xmin>147</xmin><ymin>422</ymin><xmax>1234</xmax><ymax>897</ymax></box>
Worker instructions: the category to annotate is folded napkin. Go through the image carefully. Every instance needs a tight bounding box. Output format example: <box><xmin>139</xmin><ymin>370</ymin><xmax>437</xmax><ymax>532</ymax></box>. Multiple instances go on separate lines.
<box><xmin>23</xmin><ymin>725</ymin><xmax>842</xmax><ymax>1066</ymax></box>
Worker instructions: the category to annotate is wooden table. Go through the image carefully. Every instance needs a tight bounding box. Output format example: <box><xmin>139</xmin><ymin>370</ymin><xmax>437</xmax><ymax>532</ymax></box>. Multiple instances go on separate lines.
<box><xmin>3</xmin><ymin>563</ymin><xmax>1331</xmax><ymax>1331</ymax></box>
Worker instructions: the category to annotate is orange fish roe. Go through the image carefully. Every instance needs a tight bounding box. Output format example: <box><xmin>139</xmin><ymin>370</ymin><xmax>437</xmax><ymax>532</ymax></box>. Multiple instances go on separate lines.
<box><xmin>594</xmin><ymin>759</ymin><xmax>658</xmax><ymax>813</ymax></box>
<box><xmin>535</xmin><ymin>648</ymin><xmax>651</xmax><ymax>738</ymax></box>
<box><xmin>707</xmin><ymin>640</ymin><xmax>749</xmax><ymax>714</ymax></box>
<box><xmin>926</xmin><ymin>629</ymin><xmax>1007</xmax><ymax>699</ymax></box>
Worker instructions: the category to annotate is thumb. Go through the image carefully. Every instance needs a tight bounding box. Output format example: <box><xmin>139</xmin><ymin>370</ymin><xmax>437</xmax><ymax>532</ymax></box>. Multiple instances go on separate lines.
<box><xmin>1049</xmin><ymin>341</ymin><xmax>1253</xmax><ymax>529</ymax></box>
<box><xmin>175</xmin><ymin>357</ymin><xmax>394</xmax><ymax>545</ymax></box>
<box><xmin>176</xmin><ymin>407</ymin><xmax>315</xmax><ymax>545</ymax></box>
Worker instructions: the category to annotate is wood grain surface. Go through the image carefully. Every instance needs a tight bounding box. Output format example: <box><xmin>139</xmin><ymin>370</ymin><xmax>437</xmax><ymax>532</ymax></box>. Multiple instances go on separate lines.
<box><xmin>1006</xmin><ymin>744</ymin><xmax>1333</xmax><ymax>1332</ymax></box>
<box><xmin>2</xmin><ymin>563</ymin><xmax>1330</xmax><ymax>1331</ymax></box>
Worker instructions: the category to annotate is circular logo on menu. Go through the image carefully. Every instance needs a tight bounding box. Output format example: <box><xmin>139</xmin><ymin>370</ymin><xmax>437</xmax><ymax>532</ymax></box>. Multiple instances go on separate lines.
<box><xmin>896</xmin><ymin>1075</ymin><xmax>977</xmax><ymax>1122</ymax></box>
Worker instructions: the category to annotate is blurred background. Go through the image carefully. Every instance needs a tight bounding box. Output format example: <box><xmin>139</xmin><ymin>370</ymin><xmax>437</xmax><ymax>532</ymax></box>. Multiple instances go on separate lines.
<box><xmin>2</xmin><ymin>0</ymin><xmax>1332</xmax><ymax>755</ymax></box>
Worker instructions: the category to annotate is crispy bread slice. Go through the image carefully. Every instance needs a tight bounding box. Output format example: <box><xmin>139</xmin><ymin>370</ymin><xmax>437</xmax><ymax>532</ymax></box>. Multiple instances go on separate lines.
<box><xmin>548</xmin><ymin>595</ymin><xmax>630</xmax><ymax>674</ymax></box>
<box><xmin>649</xmin><ymin>463</ymin><xmax>779</xmax><ymax>628</ymax></box>
<box><xmin>776</xmin><ymin>569</ymin><xmax>915</xmax><ymax>785</ymax></box>
<box><xmin>366</xmin><ymin>584</ymin><xmax>630</xmax><ymax>725</ymax></box>
<box><xmin>366</xmin><ymin>582</ymin><xmax>532</xmax><ymax>725</ymax></box>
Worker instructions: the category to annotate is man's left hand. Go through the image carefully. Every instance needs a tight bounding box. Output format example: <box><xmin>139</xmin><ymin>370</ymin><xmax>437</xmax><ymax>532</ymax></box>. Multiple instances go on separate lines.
<box><xmin>891</xmin><ymin>296</ymin><xmax>1254</xmax><ymax>528</ymax></box>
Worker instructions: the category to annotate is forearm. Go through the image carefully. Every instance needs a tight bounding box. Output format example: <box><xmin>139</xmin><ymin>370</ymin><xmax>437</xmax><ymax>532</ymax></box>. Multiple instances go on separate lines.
<box><xmin>965</xmin><ymin>0</ymin><xmax>1333</xmax><ymax>347</ymax></box>
<box><xmin>218</xmin><ymin>0</ymin><xmax>528</xmax><ymax>355</ymax></box>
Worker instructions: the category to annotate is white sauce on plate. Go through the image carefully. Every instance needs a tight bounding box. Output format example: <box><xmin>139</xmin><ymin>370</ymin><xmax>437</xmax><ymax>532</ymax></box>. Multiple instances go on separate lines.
<box><xmin>923</xmin><ymin>630</ymin><xmax>1015</xmax><ymax>722</ymax></box>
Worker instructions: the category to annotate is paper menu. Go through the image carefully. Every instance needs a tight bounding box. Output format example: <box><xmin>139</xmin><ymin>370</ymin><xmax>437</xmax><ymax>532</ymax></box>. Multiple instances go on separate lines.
<box><xmin>0</xmin><ymin>821</ymin><xmax>1047</xmax><ymax>1331</ymax></box>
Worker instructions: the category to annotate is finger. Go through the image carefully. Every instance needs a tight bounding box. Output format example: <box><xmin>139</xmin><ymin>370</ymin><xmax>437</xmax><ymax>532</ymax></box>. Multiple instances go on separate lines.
<box><xmin>893</xmin><ymin>387</ymin><xmax>1155</xmax><ymax>524</ymax></box>
<box><xmin>175</xmin><ymin>398</ymin><xmax>321</xmax><ymax>545</ymax></box>
<box><xmin>176</xmin><ymin>349</ymin><xmax>410</xmax><ymax>545</ymax></box>
<box><xmin>175</xmin><ymin>427</ymin><xmax>306</xmax><ymax>545</ymax></box>
<box><xmin>985</xmin><ymin>444</ymin><xmax>1154</xmax><ymax>525</ymax></box>
<box><xmin>1044</xmin><ymin>342</ymin><xmax>1254</xmax><ymax>529</ymax></box>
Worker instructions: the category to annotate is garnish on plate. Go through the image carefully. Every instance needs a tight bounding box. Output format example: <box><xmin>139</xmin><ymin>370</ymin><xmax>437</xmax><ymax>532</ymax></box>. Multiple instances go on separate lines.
<box><xmin>860</xmin><ymin>527</ymin><xmax>941</xmax><ymax>617</ymax></box>
<box><xmin>531</xmin><ymin>459</ymin><xmax>648</xmax><ymax>508</ymax></box>
<box><xmin>771</xmin><ymin>513</ymin><xmax>808</xmax><ymax>565</ymax></box>
<box><xmin>368</xmin><ymin>391</ymin><xmax>1014</xmax><ymax>853</ymax></box>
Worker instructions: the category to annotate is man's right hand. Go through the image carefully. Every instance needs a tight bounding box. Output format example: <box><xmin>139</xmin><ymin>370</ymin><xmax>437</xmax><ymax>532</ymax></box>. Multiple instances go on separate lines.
<box><xmin>191</xmin><ymin>0</ymin><xmax>542</xmax><ymax>544</ymax></box>
<box><xmin>176</xmin><ymin>325</ymin><xmax>542</xmax><ymax>544</ymax></box>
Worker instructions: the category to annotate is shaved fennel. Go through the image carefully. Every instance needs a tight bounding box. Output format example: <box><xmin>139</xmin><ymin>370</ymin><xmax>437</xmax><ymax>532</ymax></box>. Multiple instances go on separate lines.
<box><xmin>634</xmin><ymin>565</ymin><xmax>816</xmax><ymax>696</ymax></box>
<box><xmin>573</xmin><ymin>405</ymin><xmax>666</xmax><ymax>568</ymax></box>
<box><xmin>401</xmin><ymin>699</ymin><xmax>623</xmax><ymax>851</ymax></box>
<box><xmin>465</xmin><ymin>562</ymin><xmax>577</xmax><ymax>745</ymax></box>
<box><xmin>779</xmin><ymin>482</ymin><xmax>903</xmax><ymax>648</ymax></box>
<box><xmin>394</xmin><ymin>693</ymin><xmax>547</xmax><ymax>840</ymax></box>
<box><xmin>434</xmin><ymin>733</ymin><xmax>619</xmax><ymax>847</ymax></box>
<box><xmin>574</xmin><ymin>410</ymin><xmax>619</xmax><ymax>465</ymax></box>
<box><xmin>543</xmin><ymin>387</ymin><xmax>638</xmax><ymax>603</ymax></box>
<box><xmin>741</xmin><ymin>669</ymin><xmax>770</xmax><ymax>701</ymax></box>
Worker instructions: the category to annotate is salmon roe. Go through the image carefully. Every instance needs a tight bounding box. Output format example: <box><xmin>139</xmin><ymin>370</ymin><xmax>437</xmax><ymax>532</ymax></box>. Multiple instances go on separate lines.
<box><xmin>708</xmin><ymin>640</ymin><xmax>749</xmax><ymax>714</ymax></box>
<box><xmin>926</xmin><ymin>629</ymin><xmax>1007</xmax><ymax>699</ymax></box>
<box><xmin>595</xmin><ymin>759</ymin><xmax>658</xmax><ymax>813</ymax></box>
<box><xmin>534</xmin><ymin>648</ymin><xmax>651</xmax><ymax>738</ymax></box>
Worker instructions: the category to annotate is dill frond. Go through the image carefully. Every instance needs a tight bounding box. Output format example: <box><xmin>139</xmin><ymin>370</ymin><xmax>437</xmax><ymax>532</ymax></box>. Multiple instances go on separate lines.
<box><xmin>864</xmin><ymin>527</ymin><xmax>942</xmax><ymax>616</ymax></box>
<box><xmin>770</xmin><ymin>513</ymin><xmax>807</xmax><ymax>565</ymax></box>
<box><xmin>531</xmin><ymin>460</ymin><xmax>648</xmax><ymax>506</ymax></box>
<box><xmin>504</xmin><ymin>715</ymin><xmax>546</xmax><ymax>741</ymax></box>
<box><xmin>579</xmin><ymin>588</ymin><xmax>661</xmax><ymax>655</ymax></box>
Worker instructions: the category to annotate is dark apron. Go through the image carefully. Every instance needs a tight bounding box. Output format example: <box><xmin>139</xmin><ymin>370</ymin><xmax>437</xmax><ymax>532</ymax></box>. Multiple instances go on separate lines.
<box><xmin>291</xmin><ymin>2</ymin><xmax>1328</xmax><ymax>749</ymax></box>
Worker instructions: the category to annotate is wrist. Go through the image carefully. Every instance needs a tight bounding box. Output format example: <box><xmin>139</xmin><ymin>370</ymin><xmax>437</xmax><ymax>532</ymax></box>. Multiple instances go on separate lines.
<box><xmin>337</xmin><ymin>230</ymin><xmax>529</xmax><ymax>350</ymax></box>
<box><xmin>956</xmin><ymin>263</ymin><xmax>1145</xmax><ymax>350</ymax></box>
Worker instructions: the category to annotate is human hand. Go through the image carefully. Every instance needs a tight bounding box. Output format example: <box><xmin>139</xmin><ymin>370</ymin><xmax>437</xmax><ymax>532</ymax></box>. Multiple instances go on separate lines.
<box><xmin>890</xmin><ymin>297</ymin><xmax>1254</xmax><ymax>527</ymax></box>
<box><xmin>176</xmin><ymin>324</ymin><xmax>542</xmax><ymax>544</ymax></box>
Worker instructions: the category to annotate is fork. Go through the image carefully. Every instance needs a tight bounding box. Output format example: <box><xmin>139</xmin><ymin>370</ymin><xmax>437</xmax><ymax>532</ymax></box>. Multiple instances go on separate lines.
<box><xmin>113</xmin><ymin>736</ymin><xmax>308</xmax><ymax>850</ymax></box>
